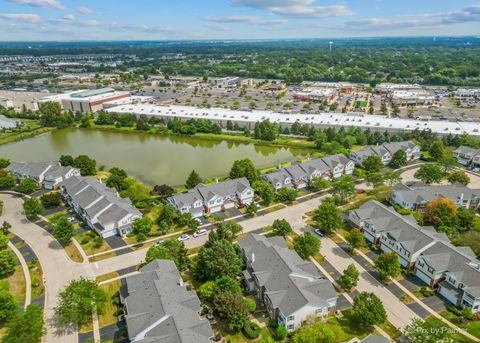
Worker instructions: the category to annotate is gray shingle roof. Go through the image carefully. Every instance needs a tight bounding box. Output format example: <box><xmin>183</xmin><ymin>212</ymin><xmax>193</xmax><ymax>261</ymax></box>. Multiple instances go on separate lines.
<box><xmin>360</xmin><ymin>335</ymin><xmax>390</xmax><ymax>343</ymax></box>
<box><xmin>449</xmin><ymin>264</ymin><xmax>480</xmax><ymax>298</ymax></box>
<box><xmin>238</xmin><ymin>234</ymin><xmax>337</xmax><ymax>317</ymax></box>
<box><xmin>394</xmin><ymin>184</ymin><xmax>480</xmax><ymax>205</ymax></box>
<box><xmin>123</xmin><ymin>260</ymin><xmax>213</xmax><ymax>343</ymax></box>
<box><xmin>6</xmin><ymin>161</ymin><xmax>57</xmax><ymax>178</ymax></box>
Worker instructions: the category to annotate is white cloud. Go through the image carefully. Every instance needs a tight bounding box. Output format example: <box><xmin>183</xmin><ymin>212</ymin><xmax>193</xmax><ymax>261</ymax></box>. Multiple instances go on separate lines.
<box><xmin>344</xmin><ymin>4</ymin><xmax>480</xmax><ymax>31</ymax></box>
<box><xmin>231</xmin><ymin>0</ymin><xmax>353</xmax><ymax>18</ymax></box>
<box><xmin>7</xmin><ymin>0</ymin><xmax>64</xmax><ymax>11</ymax></box>
<box><xmin>77</xmin><ymin>6</ymin><xmax>94</xmax><ymax>15</ymax></box>
<box><xmin>0</xmin><ymin>13</ymin><xmax>41</xmax><ymax>23</ymax></box>
<box><xmin>204</xmin><ymin>15</ymin><xmax>287</xmax><ymax>25</ymax></box>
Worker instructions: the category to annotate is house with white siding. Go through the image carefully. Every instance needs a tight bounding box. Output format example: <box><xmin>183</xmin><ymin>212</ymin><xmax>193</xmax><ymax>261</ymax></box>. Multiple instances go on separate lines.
<box><xmin>439</xmin><ymin>263</ymin><xmax>480</xmax><ymax>314</ymax></box>
<box><xmin>261</xmin><ymin>153</ymin><xmax>354</xmax><ymax>191</ymax></box>
<box><xmin>350</xmin><ymin>140</ymin><xmax>420</xmax><ymax>166</ymax></box>
<box><xmin>7</xmin><ymin>161</ymin><xmax>57</xmax><ymax>187</ymax></box>
<box><xmin>238</xmin><ymin>234</ymin><xmax>337</xmax><ymax>332</ymax></box>
<box><xmin>44</xmin><ymin>165</ymin><xmax>81</xmax><ymax>190</ymax></box>
<box><xmin>391</xmin><ymin>184</ymin><xmax>480</xmax><ymax>213</ymax></box>
<box><xmin>453</xmin><ymin>146</ymin><xmax>480</xmax><ymax>166</ymax></box>
<box><xmin>168</xmin><ymin>177</ymin><xmax>254</xmax><ymax>217</ymax></box>
<box><xmin>120</xmin><ymin>259</ymin><xmax>214</xmax><ymax>342</ymax></box>
<box><xmin>60</xmin><ymin>176</ymin><xmax>142</xmax><ymax>238</ymax></box>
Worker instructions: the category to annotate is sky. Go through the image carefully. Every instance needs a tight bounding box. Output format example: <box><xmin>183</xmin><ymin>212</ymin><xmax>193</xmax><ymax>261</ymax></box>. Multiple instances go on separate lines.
<box><xmin>0</xmin><ymin>0</ymin><xmax>479</xmax><ymax>41</ymax></box>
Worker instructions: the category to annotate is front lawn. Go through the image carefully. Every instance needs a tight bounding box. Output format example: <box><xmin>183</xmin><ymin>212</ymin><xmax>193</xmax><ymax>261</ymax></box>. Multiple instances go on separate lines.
<box><xmin>440</xmin><ymin>310</ymin><xmax>480</xmax><ymax>339</ymax></box>
<box><xmin>226</xmin><ymin>326</ymin><xmax>274</xmax><ymax>343</ymax></box>
<box><xmin>28</xmin><ymin>258</ymin><xmax>45</xmax><ymax>298</ymax></box>
<box><xmin>76</xmin><ymin>231</ymin><xmax>111</xmax><ymax>256</ymax></box>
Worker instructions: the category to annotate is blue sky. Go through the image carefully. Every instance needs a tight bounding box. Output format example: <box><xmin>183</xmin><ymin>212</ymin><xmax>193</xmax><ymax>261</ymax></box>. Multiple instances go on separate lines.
<box><xmin>0</xmin><ymin>0</ymin><xmax>479</xmax><ymax>40</ymax></box>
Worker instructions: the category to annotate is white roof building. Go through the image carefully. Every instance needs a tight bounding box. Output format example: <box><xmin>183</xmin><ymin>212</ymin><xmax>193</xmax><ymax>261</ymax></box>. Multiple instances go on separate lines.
<box><xmin>106</xmin><ymin>104</ymin><xmax>480</xmax><ymax>136</ymax></box>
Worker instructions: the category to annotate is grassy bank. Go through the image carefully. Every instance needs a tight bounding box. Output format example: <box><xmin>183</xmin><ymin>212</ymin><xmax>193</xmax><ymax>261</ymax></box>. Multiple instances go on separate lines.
<box><xmin>0</xmin><ymin>126</ymin><xmax>54</xmax><ymax>146</ymax></box>
<box><xmin>84</xmin><ymin>124</ymin><xmax>317</xmax><ymax>151</ymax></box>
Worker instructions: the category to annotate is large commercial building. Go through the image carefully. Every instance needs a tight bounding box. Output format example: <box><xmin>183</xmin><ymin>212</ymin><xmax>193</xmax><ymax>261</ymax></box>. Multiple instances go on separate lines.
<box><xmin>38</xmin><ymin>87</ymin><xmax>130</xmax><ymax>113</ymax></box>
<box><xmin>105</xmin><ymin>104</ymin><xmax>480</xmax><ymax>136</ymax></box>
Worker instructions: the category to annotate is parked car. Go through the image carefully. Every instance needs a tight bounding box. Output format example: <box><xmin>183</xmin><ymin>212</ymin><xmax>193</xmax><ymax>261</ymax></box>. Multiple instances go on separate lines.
<box><xmin>67</xmin><ymin>216</ymin><xmax>76</xmax><ymax>223</ymax></box>
<box><xmin>154</xmin><ymin>240</ymin><xmax>165</xmax><ymax>247</ymax></box>
<box><xmin>193</xmin><ymin>229</ymin><xmax>208</xmax><ymax>238</ymax></box>
<box><xmin>178</xmin><ymin>234</ymin><xmax>190</xmax><ymax>241</ymax></box>
<box><xmin>314</xmin><ymin>229</ymin><xmax>325</xmax><ymax>237</ymax></box>
<box><xmin>356</xmin><ymin>188</ymin><xmax>366</xmax><ymax>194</ymax></box>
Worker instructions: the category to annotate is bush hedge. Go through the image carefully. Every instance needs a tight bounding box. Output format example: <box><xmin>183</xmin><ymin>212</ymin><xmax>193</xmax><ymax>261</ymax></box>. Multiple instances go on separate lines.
<box><xmin>242</xmin><ymin>321</ymin><xmax>261</xmax><ymax>339</ymax></box>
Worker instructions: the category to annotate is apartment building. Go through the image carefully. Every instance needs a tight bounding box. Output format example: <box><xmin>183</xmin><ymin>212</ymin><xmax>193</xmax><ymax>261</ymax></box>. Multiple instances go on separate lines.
<box><xmin>453</xmin><ymin>146</ymin><xmax>480</xmax><ymax>168</ymax></box>
<box><xmin>60</xmin><ymin>176</ymin><xmax>142</xmax><ymax>238</ymax></box>
<box><xmin>391</xmin><ymin>184</ymin><xmax>480</xmax><ymax>213</ymax></box>
<box><xmin>168</xmin><ymin>177</ymin><xmax>254</xmax><ymax>218</ymax></box>
<box><xmin>349</xmin><ymin>140</ymin><xmax>420</xmax><ymax>167</ymax></box>
<box><xmin>238</xmin><ymin>234</ymin><xmax>337</xmax><ymax>332</ymax></box>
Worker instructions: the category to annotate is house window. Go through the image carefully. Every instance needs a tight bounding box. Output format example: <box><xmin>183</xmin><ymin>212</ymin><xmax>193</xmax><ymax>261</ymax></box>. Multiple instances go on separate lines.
<box><xmin>287</xmin><ymin>315</ymin><xmax>295</xmax><ymax>321</ymax></box>
<box><xmin>315</xmin><ymin>308</ymin><xmax>324</xmax><ymax>314</ymax></box>
<box><xmin>287</xmin><ymin>324</ymin><xmax>294</xmax><ymax>331</ymax></box>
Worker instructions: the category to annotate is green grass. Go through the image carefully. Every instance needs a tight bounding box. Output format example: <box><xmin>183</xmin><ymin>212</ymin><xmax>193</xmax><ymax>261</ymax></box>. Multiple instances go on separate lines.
<box><xmin>0</xmin><ymin>126</ymin><xmax>54</xmax><ymax>146</ymax></box>
<box><xmin>426</xmin><ymin>316</ymin><xmax>476</xmax><ymax>343</ymax></box>
<box><xmin>324</xmin><ymin>310</ymin><xmax>371</xmax><ymax>342</ymax></box>
<box><xmin>440</xmin><ymin>310</ymin><xmax>480</xmax><ymax>339</ymax></box>
<box><xmin>378</xmin><ymin>321</ymin><xmax>402</xmax><ymax>340</ymax></box>
<box><xmin>28</xmin><ymin>259</ymin><xmax>44</xmax><ymax>298</ymax></box>
<box><xmin>226</xmin><ymin>326</ymin><xmax>274</xmax><ymax>343</ymax></box>
<box><xmin>76</xmin><ymin>231</ymin><xmax>111</xmax><ymax>256</ymax></box>
<box><xmin>5</xmin><ymin>264</ymin><xmax>26</xmax><ymax>302</ymax></box>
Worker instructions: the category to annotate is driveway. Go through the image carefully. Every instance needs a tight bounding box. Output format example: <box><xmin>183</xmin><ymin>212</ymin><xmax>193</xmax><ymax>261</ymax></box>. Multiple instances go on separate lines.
<box><xmin>318</xmin><ymin>236</ymin><xmax>420</xmax><ymax>329</ymax></box>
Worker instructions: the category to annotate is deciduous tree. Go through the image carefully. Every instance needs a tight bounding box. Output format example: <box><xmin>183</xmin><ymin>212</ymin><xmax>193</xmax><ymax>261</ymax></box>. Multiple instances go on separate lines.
<box><xmin>293</xmin><ymin>232</ymin><xmax>320</xmax><ymax>259</ymax></box>
<box><xmin>346</xmin><ymin>229</ymin><xmax>365</xmax><ymax>252</ymax></box>
<box><xmin>390</xmin><ymin>150</ymin><xmax>407</xmax><ymax>168</ymax></box>
<box><xmin>23</xmin><ymin>197</ymin><xmax>44</xmax><ymax>217</ymax></box>
<box><xmin>447</xmin><ymin>170</ymin><xmax>470</xmax><ymax>186</ymax></box>
<box><xmin>195</xmin><ymin>239</ymin><xmax>242</xmax><ymax>281</ymax></box>
<box><xmin>52</xmin><ymin>216</ymin><xmax>75</xmax><ymax>246</ymax></box>
<box><xmin>229</xmin><ymin>159</ymin><xmax>259</xmax><ymax>184</ymax></box>
<box><xmin>352</xmin><ymin>292</ymin><xmax>387</xmax><ymax>327</ymax></box>
<box><xmin>272</xmin><ymin>219</ymin><xmax>292</xmax><ymax>237</ymax></box>
<box><xmin>414</xmin><ymin>164</ymin><xmax>444</xmax><ymax>184</ymax></box>
<box><xmin>313</xmin><ymin>198</ymin><xmax>343</xmax><ymax>234</ymax></box>
<box><xmin>4</xmin><ymin>304</ymin><xmax>45</xmax><ymax>343</ymax></box>
<box><xmin>340</xmin><ymin>264</ymin><xmax>360</xmax><ymax>291</ymax></box>
<box><xmin>375</xmin><ymin>252</ymin><xmax>401</xmax><ymax>279</ymax></box>
<box><xmin>54</xmin><ymin>278</ymin><xmax>107</xmax><ymax>326</ymax></box>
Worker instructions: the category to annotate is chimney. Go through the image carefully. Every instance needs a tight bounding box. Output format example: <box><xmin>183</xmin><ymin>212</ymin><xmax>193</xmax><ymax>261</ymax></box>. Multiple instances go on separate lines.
<box><xmin>251</xmin><ymin>253</ymin><xmax>255</xmax><ymax>263</ymax></box>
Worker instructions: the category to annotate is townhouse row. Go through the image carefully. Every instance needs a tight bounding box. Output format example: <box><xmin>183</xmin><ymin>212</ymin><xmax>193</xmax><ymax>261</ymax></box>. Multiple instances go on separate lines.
<box><xmin>391</xmin><ymin>183</ymin><xmax>480</xmax><ymax>213</ymax></box>
<box><xmin>239</xmin><ymin>233</ymin><xmax>337</xmax><ymax>332</ymax></box>
<box><xmin>349</xmin><ymin>199</ymin><xmax>480</xmax><ymax>313</ymax></box>
<box><xmin>349</xmin><ymin>140</ymin><xmax>421</xmax><ymax>167</ymax></box>
<box><xmin>168</xmin><ymin>177</ymin><xmax>254</xmax><ymax>218</ymax></box>
<box><xmin>454</xmin><ymin>146</ymin><xmax>480</xmax><ymax>170</ymax></box>
<box><xmin>261</xmin><ymin>153</ymin><xmax>355</xmax><ymax>191</ymax></box>
<box><xmin>60</xmin><ymin>176</ymin><xmax>142</xmax><ymax>238</ymax></box>
<box><xmin>121</xmin><ymin>259</ymin><xmax>213</xmax><ymax>343</ymax></box>
<box><xmin>6</xmin><ymin>161</ymin><xmax>80</xmax><ymax>189</ymax></box>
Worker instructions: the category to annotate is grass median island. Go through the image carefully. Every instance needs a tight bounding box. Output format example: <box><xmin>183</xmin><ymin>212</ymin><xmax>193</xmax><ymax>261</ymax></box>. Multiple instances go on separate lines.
<box><xmin>63</xmin><ymin>242</ymin><xmax>84</xmax><ymax>263</ymax></box>
<box><xmin>28</xmin><ymin>258</ymin><xmax>45</xmax><ymax>298</ymax></box>
<box><xmin>5</xmin><ymin>263</ymin><xmax>26</xmax><ymax>303</ymax></box>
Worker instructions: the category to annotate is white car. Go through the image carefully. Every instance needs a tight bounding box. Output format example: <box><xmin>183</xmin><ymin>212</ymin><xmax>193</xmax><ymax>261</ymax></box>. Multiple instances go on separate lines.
<box><xmin>193</xmin><ymin>229</ymin><xmax>208</xmax><ymax>238</ymax></box>
<box><xmin>178</xmin><ymin>234</ymin><xmax>190</xmax><ymax>241</ymax></box>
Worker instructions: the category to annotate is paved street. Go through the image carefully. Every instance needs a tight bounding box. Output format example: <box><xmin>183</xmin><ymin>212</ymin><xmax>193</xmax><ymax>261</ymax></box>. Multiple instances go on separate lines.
<box><xmin>1</xmin><ymin>194</ymin><xmax>92</xmax><ymax>343</ymax></box>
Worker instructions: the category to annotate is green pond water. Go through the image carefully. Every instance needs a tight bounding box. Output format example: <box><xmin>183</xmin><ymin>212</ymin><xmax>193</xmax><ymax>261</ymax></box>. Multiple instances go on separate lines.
<box><xmin>0</xmin><ymin>128</ymin><xmax>312</xmax><ymax>186</ymax></box>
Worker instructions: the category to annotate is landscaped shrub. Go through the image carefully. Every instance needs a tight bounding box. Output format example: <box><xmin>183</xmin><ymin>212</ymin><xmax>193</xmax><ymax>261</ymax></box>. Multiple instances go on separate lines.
<box><xmin>80</xmin><ymin>236</ymin><xmax>91</xmax><ymax>244</ymax></box>
<box><xmin>242</xmin><ymin>321</ymin><xmax>261</xmax><ymax>339</ymax></box>
<box><xmin>268</xmin><ymin>319</ymin><xmax>278</xmax><ymax>328</ymax></box>
<box><xmin>245</xmin><ymin>297</ymin><xmax>256</xmax><ymax>313</ymax></box>
<box><xmin>274</xmin><ymin>325</ymin><xmax>288</xmax><ymax>340</ymax></box>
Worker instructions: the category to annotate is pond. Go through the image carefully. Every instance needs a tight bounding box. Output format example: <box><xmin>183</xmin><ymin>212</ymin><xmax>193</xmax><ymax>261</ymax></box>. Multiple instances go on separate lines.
<box><xmin>0</xmin><ymin>128</ymin><xmax>312</xmax><ymax>186</ymax></box>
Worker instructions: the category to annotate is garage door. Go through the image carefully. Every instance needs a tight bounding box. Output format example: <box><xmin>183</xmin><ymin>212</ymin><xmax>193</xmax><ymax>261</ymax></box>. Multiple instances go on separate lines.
<box><xmin>224</xmin><ymin>202</ymin><xmax>235</xmax><ymax>209</ymax></box>
<box><xmin>415</xmin><ymin>269</ymin><xmax>432</xmax><ymax>286</ymax></box>
<box><xmin>209</xmin><ymin>206</ymin><xmax>222</xmax><ymax>213</ymax></box>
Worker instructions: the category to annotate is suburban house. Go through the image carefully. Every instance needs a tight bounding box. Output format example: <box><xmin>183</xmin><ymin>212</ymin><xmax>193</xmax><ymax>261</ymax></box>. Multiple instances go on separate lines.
<box><xmin>414</xmin><ymin>241</ymin><xmax>476</xmax><ymax>287</ymax></box>
<box><xmin>261</xmin><ymin>153</ymin><xmax>354</xmax><ymax>190</ymax></box>
<box><xmin>320</xmin><ymin>153</ymin><xmax>355</xmax><ymax>179</ymax></box>
<box><xmin>350</xmin><ymin>199</ymin><xmax>480</xmax><ymax>312</ymax></box>
<box><xmin>168</xmin><ymin>177</ymin><xmax>254</xmax><ymax>217</ymax></box>
<box><xmin>43</xmin><ymin>165</ymin><xmax>81</xmax><ymax>190</ymax></box>
<box><xmin>348</xmin><ymin>200</ymin><xmax>419</xmax><ymax>244</ymax></box>
<box><xmin>120</xmin><ymin>259</ymin><xmax>214</xmax><ymax>342</ymax></box>
<box><xmin>261</xmin><ymin>169</ymin><xmax>293</xmax><ymax>191</ymax></box>
<box><xmin>391</xmin><ymin>184</ymin><xmax>480</xmax><ymax>212</ymax></box>
<box><xmin>238</xmin><ymin>234</ymin><xmax>337</xmax><ymax>332</ymax></box>
<box><xmin>59</xmin><ymin>176</ymin><xmax>142</xmax><ymax>238</ymax></box>
<box><xmin>439</xmin><ymin>263</ymin><xmax>480</xmax><ymax>314</ymax></box>
<box><xmin>6</xmin><ymin>161</ymin><xmax>80</xmax><ymax>189</ymax></box>
<box><xmin>453</xmin><ymin>146</ymin><xmax>480</xmax><ymax>166</ymax></box>
<box><xmin>349</xmin><ymin>140</ymin><xmax>420</xmax><ymax>166</ymax></box>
